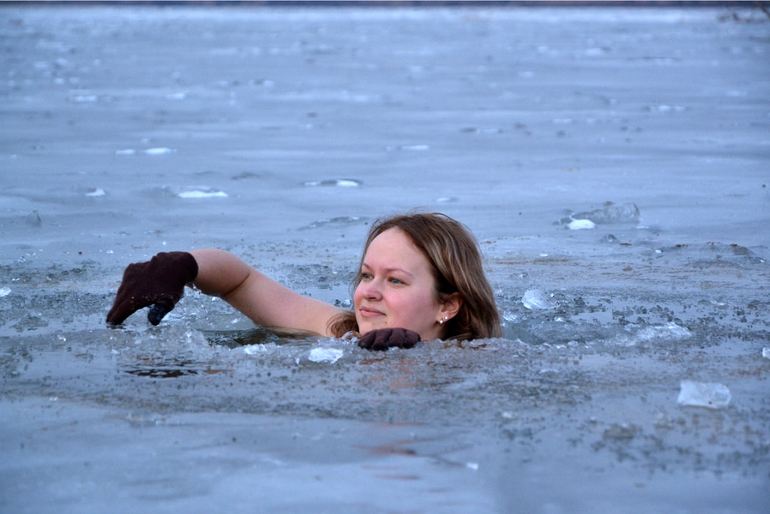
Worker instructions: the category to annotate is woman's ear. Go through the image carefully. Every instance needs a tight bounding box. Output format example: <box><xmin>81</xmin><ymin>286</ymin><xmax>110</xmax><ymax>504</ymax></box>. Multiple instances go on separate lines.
<box><xmin>440</xmin><ymin>292</ymin><xmax>463</xmax><ymax>321</ymax></box>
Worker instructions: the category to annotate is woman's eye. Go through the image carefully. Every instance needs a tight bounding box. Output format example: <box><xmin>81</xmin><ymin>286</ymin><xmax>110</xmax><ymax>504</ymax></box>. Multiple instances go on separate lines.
<box><xmin>361</xmin><ymin>272</ymin><xmax>373</xmax><ymax>280</ymax></box>
<box><xmin>389</xmin><ymin>277</ymin><xmax>403</xmax><ymax>285</ymax></box>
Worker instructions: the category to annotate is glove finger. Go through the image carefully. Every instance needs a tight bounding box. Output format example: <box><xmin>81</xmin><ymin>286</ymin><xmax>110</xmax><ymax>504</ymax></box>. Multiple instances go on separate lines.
<box><xmin>148</xmin><ymin>302</ymin><xmax>173</xmax><ymax>326</ymax></box>
<box><xmin>389</xmin><ymin>328</ymin><xmax>407</xmax><ymax>348</ymax></box>
<box><xmin>358</xmin><ymin>331</ymin><xmax>374</xmax><ymax>350</ymax></box>
<box><xmin>106</xmin><ymin>295</ymin><xmax>143</xmax><ymax>325</ymax></box>
<box><xmin>401</xmin><ymin>332</ymin><xmax>419</xmax><ymax>348</ymax></box>
<box><xmin>105</xmin><ymin>263</ymin><xmax>150</xmax><ymax>324</ymax></box>
<box><xmin>371</xmin><ymin>329</ymin><xmax>391</xmax><ymax>351</ymax></box>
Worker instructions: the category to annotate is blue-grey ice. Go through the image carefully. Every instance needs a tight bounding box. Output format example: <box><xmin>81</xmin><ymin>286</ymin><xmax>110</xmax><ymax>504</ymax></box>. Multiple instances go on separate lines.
<box><xmin>1</xmin><ymin>4</ymin><xmax>769</xmax><ymax>514</ymax></box>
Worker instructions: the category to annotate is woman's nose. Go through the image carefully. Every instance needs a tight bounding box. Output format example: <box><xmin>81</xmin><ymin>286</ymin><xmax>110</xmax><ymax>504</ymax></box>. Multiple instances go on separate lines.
<box><xmin>361</xmin><ymin>279</ymin><xmax>382</xmax><ymax>300</ymax></box>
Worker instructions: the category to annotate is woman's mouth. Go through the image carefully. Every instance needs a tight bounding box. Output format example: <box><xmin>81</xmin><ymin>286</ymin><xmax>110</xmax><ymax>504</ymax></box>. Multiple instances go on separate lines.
<box><xmin>358</xmin><ymin>306</ymin><xmax>385</xmax><ymax>318</ymax></box>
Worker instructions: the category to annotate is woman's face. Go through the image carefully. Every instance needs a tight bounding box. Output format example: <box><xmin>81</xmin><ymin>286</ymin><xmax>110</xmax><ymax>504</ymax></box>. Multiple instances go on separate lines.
<box><xmin>354</xmin><ymin>228</ymin><xmax>445</xmax><ymax>340</ymax></box>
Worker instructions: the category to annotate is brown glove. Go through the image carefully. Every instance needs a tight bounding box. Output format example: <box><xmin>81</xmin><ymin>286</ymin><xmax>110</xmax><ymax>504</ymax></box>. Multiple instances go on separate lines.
<box><xmin>358</xmin><ymin>328</ymin><xmax>421</xmax><ymax>351</ymax></box>
<box><xmin>106</xmin><ymin>251</ymin><xmax>198</xmax><ymax>326</ymax></box>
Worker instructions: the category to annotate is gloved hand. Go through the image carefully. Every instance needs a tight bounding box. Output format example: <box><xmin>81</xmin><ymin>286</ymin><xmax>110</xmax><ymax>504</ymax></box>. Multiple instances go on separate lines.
<box><xmin>358</xmin><ymin>328</ymin><xmax>421</xmax><ymax>351</ymax></box>
<box><xmin>106</xmin><ymin>251</ymin><xmax>198</xmax><ymax>326</ymax></box>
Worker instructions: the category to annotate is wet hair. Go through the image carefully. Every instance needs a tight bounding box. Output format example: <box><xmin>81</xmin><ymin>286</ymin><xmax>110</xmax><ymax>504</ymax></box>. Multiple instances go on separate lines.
<box><xmin>329</xmin><ymin>212</ymin><xmax>502</xmax><ymax>340</ymax></box>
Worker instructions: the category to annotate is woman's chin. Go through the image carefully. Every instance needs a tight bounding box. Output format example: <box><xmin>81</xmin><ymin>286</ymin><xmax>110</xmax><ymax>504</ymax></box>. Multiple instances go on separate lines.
<box><xmin>357</xmin><ymin>319</ymin><xmax>386</xmax><ymax>335</ymax></box>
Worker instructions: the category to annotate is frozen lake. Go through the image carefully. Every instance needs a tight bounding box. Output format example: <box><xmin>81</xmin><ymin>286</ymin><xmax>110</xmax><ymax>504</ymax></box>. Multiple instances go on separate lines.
<box><xmin>1</xmin><ymin>4</ymin><xmax>769</xmax><ymax>513</ymax></box>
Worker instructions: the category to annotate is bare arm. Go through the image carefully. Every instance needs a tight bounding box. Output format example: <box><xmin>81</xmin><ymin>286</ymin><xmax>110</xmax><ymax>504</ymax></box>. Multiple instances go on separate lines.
<box><xmin>190</xmin><ymin>249</ymin><xmax>343</xmax><ymax>336</ymax></box>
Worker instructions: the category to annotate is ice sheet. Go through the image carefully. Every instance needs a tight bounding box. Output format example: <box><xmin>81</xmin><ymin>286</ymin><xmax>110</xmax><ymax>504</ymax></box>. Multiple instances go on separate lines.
<box><xmin>1</xmin><ymin>4</ymin><xmax>769</xmax><ymax>513</ymax></box>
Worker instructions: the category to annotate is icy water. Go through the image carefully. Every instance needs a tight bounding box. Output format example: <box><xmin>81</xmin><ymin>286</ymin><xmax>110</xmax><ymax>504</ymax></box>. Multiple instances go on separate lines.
<box><xmin>1</xmin><ymin>4</ymin><xmax>769</xmax><ymax>513</ymax></box>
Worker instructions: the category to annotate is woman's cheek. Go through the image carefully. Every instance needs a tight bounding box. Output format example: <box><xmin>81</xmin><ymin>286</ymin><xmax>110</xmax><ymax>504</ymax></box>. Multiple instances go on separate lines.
<box><xmin>352</xmin><ymin>284</ymin><xmax>363</xmax><ymax>306</ymax></box>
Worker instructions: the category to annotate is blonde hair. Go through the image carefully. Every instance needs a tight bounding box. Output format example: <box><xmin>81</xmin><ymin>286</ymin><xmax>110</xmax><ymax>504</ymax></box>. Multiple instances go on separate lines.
<box><xmin>329</xmin><ymin>212</ymin><xmax>501</xmax><ymax>340</ymax></box>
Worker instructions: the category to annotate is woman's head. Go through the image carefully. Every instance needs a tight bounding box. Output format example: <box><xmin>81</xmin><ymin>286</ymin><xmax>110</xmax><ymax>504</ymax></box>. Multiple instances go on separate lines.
<box><xmin>330</xmin><ymin>212</ymin><xmax>501</xmax><ymax>340</ymax></box>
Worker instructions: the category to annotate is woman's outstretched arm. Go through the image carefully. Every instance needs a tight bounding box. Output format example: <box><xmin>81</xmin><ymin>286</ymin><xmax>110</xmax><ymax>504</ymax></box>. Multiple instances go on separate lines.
<box><xmin>106</xmin><ymin>249</ymin><xmax>343</xmax><ymax>335</ymax></box>
<box><xmin>191</xmin><ymin>249</ymin><xmax>343</xmax><ymax>336</ymax></box>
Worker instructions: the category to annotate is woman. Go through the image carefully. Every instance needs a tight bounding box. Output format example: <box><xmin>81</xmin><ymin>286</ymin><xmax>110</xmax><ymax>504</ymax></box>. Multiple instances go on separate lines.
<box><xmin>106</xmin><ymin>212</ymin><xmax>502</xmax><ymax>350</ymax></box>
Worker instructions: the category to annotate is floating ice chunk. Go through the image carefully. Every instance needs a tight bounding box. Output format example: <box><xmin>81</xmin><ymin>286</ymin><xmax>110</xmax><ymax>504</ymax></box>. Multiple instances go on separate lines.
<box><xmin>502</xmin><ymin>311</ymin><xmax>518</xmax><ymax>323</ymax></box>
<box><xmin>635</xmin><ymin>322</ymin><xmax>691</xmax><ymax>343</ymax></box>
<box><xmin>521</xmin><ymin>289</ymin><xmax>557</xmax><ymax>310</ymax></box>
<box><xmin>678</xmin><ymin>380</ymin><xmax>731</xmax><ymax>409</ymax></box>
<box><xmin>178</xmin><ymin>187</ymin><xmax>228</xmax><ymax>199</ymax></box>
<box><xmin>68</xmin><ymin>94</ymin><xmax>97</xmax><ymax>103</ymax></box>
<box><xmin>299</xmin><ymin>216</ymin><xmax>365</xmax><ymax>230</ymax></box>
<box><xmin>25</xmin><ymin>210</ymin><xmax>42</xmax><ymax>227</ymax></box>
<box><xmin>603</xmin><ymin>423</ymin><xmax>638</xmax><ymax>441</ymax></box>
<box><xmin>166</xmin><ymin>91</ymin><xmax>188</xmax><ymax>100</ymax></box>
<box><xmin>461</xmin><ymin>127</ymin><xmax>503</xmax><ymax>134</ymax></box>
<box><xmin>387</xmin><ymin>144</ymin><xmax>429</xmax><ymax>151</ymax></box>
<box><xmin>568</xmin><ymin>219</ymin><xmax>595</xmax><ymax>230</ymax></box>
<box><xmin>308</xmin><ymin>347</ymin><xmax>343</xmax><ymax>364</ymax></box>
<box><xmin>145</xmin><ymin>147</ymin><xmax>175</xmax><ymax>155</ymax></box>
<box><xmin>85</xmin><ymin>188</ymin><xmax>106</xmax><ymax>197</ymax></box>
<box><xmin>115</xmin><ymin>149</ymin><xmax>136</xmax><ymax>156</ymax></box>
<box><xmin>303</xmin><ymin>179</ymin><xmax>361</xmax><ymax>187</ymax></box>
<box><xmin>240</xmin><ymin>342</ymin><xmax>279</xmax><ymax>355</ymax></box>
<box><xmin>0</xmin><ymin>287</ymin><xmax>10</xmax><ymax>297</ymax></box>
<box><xmin>571</xmin><ymin>202</ymin><xmax>640</xmax><ymax>225</ymax></box>
<box><xmin>612</xmin><ymin>322</ymin><xmax>691</xmax><ymax>347</ymax></box>
<box><xmin>466</xmin><ymin>462</ymin><xmax>479</xmax><ymax>471</ymax></box>
<box><xmin>762</xmin><ymin>347</ymin><xmax>770</xmax><ymax>359</ymax></box>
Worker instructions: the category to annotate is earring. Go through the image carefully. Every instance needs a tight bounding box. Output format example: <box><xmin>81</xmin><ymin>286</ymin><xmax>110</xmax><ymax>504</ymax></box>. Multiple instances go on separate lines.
<box><xmin>439</xmin><ymin>316</ymin><xmax>448</xmax><ymax>325</ymax></box>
